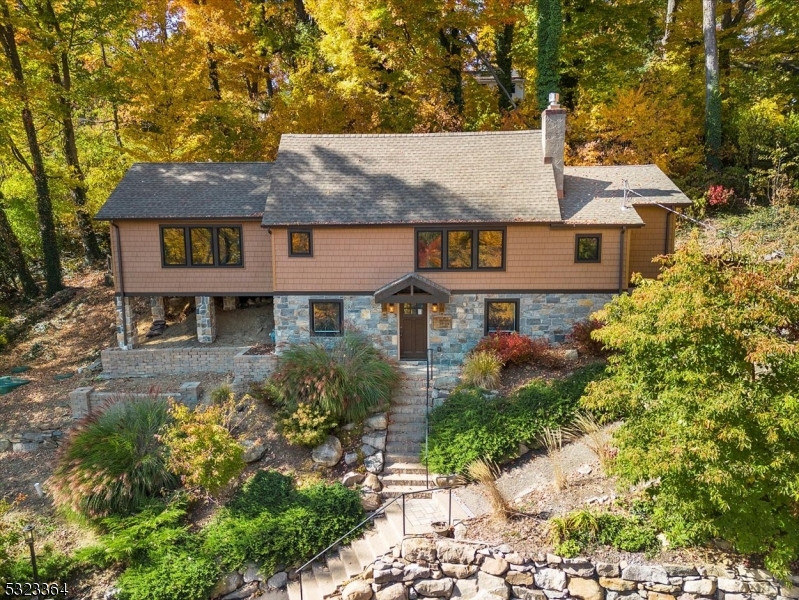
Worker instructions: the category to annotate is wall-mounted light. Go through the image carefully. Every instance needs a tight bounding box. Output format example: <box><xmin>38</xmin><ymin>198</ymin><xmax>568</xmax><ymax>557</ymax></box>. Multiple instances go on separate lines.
<box><xmin>431</xmin><ymin>303</ymin><xmax>445</xmax><ymax>313</ymax></box>
<box><xmin>382</xmin><ymin>303</ymin><xmax>396</xmax><ymax>315</ymax></box>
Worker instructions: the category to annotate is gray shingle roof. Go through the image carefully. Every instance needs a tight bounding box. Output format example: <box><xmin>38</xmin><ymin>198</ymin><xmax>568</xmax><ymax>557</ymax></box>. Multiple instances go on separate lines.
<box><xmin>261</xmin><ymin>131</ymin><xmax>562</xmax><ymax>226</ymax></box>
<box><xmin>561</xmin><ymin>165</ymin><xmax>692</xmax><ymax>226</ymax></box>
<box><xmin>95</xmin><ymin>163</ymin><xmax>272</xmax><ymax>220</ymax></box>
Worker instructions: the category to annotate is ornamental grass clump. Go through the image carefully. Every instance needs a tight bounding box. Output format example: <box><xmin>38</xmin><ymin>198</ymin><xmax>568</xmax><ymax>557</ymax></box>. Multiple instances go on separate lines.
<box><xmin>50</xmin><ymin>396</ymin><xmax>179</xmax><ymax>518</ymax></box>
<box><xmin>461</xmin><ymin>350</ymin><xmax>502</xmax><ymax>390</ymax></box>
<box><xmin>539</xmin><ymin>426</ymin><xmax>567</xmax><ymax>491</ymax></box>
<box><xmin>466</xmin><ymin>458</ymin><xmax>510</xmax><ymax>521</ymax></box>
<box><xmin>273</xmin><ymin>333</ymin><xmax>399</xmax><ymax>423</ymax></box>
<box><xmin>569</xmin><ymin>412</ymin><xmax>615</xmax><ymax>472</ymax></box>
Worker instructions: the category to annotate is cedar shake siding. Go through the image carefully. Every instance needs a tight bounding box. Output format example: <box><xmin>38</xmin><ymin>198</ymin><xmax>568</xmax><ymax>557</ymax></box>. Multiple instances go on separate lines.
<box><xmin>272</xmin><ymin>225</ymin><xmax>625</xmax><ymax>293</ymax></box>
<box><xmin>110</xmin><ymin>220</ymin><xmax>272</xmax><ymax>295</ymax></box>
<box><xmin>628</xmin><ymin>206</ymin><xmax>672</xmax><ymax>281</ymax></box>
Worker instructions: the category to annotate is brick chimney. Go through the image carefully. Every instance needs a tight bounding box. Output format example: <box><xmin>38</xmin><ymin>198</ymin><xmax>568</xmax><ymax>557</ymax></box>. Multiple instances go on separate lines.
<box><xmin>542</xmin><ymin>92</ymin><xmax>566</xmax><ymax>199</ymax></box>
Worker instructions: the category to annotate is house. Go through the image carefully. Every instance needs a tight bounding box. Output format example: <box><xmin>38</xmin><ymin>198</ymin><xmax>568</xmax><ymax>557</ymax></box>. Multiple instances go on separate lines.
<box><xmin>470</xmin><ymin>69</ymin><xmax>526</xmax><ymax>102</ymax></box>
<box><xmin>95</xmin><ymin>96</ymin><xmax>691</xmax><ymax>365</ymax></box>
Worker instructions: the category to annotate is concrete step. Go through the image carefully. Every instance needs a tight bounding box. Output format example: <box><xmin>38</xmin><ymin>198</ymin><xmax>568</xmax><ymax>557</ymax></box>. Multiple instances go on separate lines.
<box><xmin>386</xmin><ymin>432</ymin><xmax>426</xmax><ymax>443</ymax></box>
<box><xmin>381</xmin><ymin>485</ymin><xmax>433</xmax><ymax>498</ymax></box>
<box><xmin>338</xmin><ymin>545</ymin><xmax>365</xmax><ymax>579</ymax></box>
<box><xmin>286</xmin><ymin>580</ymin><xmax>301</xmax><ymax>600</ymax></box>
<box><xmin>381</xmin><ymin>472</ymin><xmax>431</xmax><ymax>488</ymax></box>
<box><xmin>388</xmin><ymin>413</ymin><xmax>426</xmax><ymax>425</ymax></box>
<box><xmin>326</xmin><ymin>555</ymin><xmax>349</xmax><ymax>588</ymax></box>
<box><xmin>383</xmin><ymin>461</ymin><xmax>427</xmax><ymax>474</ymax></box>
<box><xmin>388</xmin><ymin>422</ymin><xmax>426</xmax><ymax>434</ymax></box>
<box><xmin>383</xmin><ymin>452</ymin><xmax>423</xmax><ymax>464</ymax></box>
<box><xmin>312</xmin><ymin>561</ymin><xmax>336</xmax><ymax>597</ymax></box>
<box><xmin>297</xmin><ymin>568</ymin><xmax>321</xmax><ymax>600</ymax></box>
<box><xmin>391</xmin><ymin>394</ymin><xmax>428</xmax><ymax>405</ymax></box>
<box><xmin>389</xmin><ymin>405</ymin><xmax>427</xmax><ymax>415</ymax></box>
<box><xmin>385</xmin><ymin>442</ymin><xmax>422</xmax><ymax>456</ymax></box>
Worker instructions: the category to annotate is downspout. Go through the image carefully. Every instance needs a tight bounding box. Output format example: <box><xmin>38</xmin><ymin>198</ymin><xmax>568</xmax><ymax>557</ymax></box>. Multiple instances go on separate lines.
<box><xmin>111</xmin><ymin>221</ymin><xmax>127</xmax><ymax>349</ymax></box>
<box><xmin>618</xmin><ymin>226</ymin><xmax>627</xmax><ymax>293</ymax></box>
<box><xmin>664</xmin><ymin>211</ymin><xmax>671</xmax><ymax>254</ymax></box>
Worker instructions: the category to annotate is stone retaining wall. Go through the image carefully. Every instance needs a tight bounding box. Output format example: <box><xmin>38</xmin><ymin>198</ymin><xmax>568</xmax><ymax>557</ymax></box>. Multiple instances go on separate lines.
<box><xmin>69</xmin><ymin>383</ymin><xmax>202</xmax><ymax>420</ymax></box>
<box><xmin>100</xmin><ymin>347</ymin><xmax>276</xmax><ymax>382</ymax></box>
<box><xmin>336</xmin><ymin>537</ymin><xmax>799</xmax><ymax>600</ymax></box>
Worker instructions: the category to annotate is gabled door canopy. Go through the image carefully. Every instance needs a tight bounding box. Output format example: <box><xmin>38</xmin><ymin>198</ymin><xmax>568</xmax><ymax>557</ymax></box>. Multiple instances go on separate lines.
<box><xmin>374</xmin><ymin>273</ymin><xmax>450</xmax><ymax>304</ymax></box>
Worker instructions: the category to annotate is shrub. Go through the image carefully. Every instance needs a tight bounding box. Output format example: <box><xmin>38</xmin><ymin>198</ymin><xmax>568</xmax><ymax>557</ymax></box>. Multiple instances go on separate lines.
<box><xmin>117</xmin><ymin>550</ymin><xmax>219</xmax><ymax>600</ymax></box>
<box><xmin>248</xmin><ymin>379</ymin><xmax>283</xmax><ymax>406</ymax></box>
<box><xmin>466</xmin><ymin>458</ymin><xmax>509</xmax><ymax>521</ymax></box>
<box><xmin>273</xmin><ymin>333</ymin><xmax>399</xmax><ymax>423</ymax></box>
<box><xmin>566</xmin><ymin>318</ymin><xmax>607</xmax><ymax>356</ymax></box>
<box><xmin>210</xmin><ymin>384</ymin><xmax>232</xmax><ymax>405</ymax></box>
<box><xmin>51</xmin><ymin>396</ymin><xmax>179</xmax><ymax>517</ymax></box>
<box><xmin>425</xmin><ymin>365</ymin><xmax>605</xmax><ymax>473</ymax></box>
<box><xmin>549</xmin><ymin>509</ymin><xmax>659</xmax><ymax>554</ymax></box>
<box><xmin>472</xmin><ymin>332</ymin><xmax>552</xmax><ymax>366</ymax></box>
<box><xmin>162</xmin><ymin>399</ymin><xmax>245</xmax><ymax>496</ymax></box>
<box><xmin>461</xmin><ymin>351</ymin><xmax>502</xmax><ymax>389</ymax></box>
<box><xmin>280</xmin><ymin>403</ymin><xmax>336</xmax><ymax>447</ymax></box>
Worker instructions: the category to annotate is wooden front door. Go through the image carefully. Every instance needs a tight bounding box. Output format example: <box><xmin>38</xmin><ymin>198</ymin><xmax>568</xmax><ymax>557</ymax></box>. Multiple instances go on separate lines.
<box><xmin>400</xmin><ymin>303</ymin><xmax>427</xmax><ymax>360</ymax></box>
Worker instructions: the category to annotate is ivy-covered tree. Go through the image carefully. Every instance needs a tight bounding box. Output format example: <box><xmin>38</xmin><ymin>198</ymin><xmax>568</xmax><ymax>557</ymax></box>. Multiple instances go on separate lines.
<box><xmin>582</xmin><ymin>241</ymin><xmax>799</xmax><ymax>575</ymax></box>
<box><xmin>536</xmin><ymin>0</ymin><xmax>561</xmax><ymax>109</ymax></box>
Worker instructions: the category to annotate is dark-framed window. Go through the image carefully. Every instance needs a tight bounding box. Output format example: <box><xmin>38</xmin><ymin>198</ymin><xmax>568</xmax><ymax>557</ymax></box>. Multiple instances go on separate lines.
<box><xmin>575</xmin><ymin>234</ymin><xmax>602</xmax><ymax>263</ymax></box>
<box><xmin>310</xmin><ymin>300</ymin><xmax>343</xmax><ymax>336</ymax></box>
<box><xmin>160</xmin><ymin>225</ymin><xmax>243</xmax><ymax>267</ymax></box>
<box><xmin>485</xmin><ymin>299</ymin><xmax>519</xmax><ymax>334</ymax></box>
<box><xmin>289</xmin><ymin>230</ymin><xmax>313</xmax><ymax>257</ymax></box>
<box><xmin>416</xmin><ymin>227</ymin><xmax>505</xmax><ymax>271</ymax></box>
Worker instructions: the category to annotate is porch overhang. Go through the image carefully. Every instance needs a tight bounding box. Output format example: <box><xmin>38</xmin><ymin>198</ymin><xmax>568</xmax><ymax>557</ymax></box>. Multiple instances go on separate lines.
<box><xmin>374</xmin><ymin>273</ymin><xmax>451</xmax><ymax>304</ymax></box>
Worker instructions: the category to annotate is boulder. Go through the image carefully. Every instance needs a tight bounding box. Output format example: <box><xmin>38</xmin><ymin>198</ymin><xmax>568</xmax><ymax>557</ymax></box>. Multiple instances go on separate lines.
<box><xmin>698</xmin><ymin>565</ymin><xmax>735</xmax><ymax>579</ymax></box>
<box><xmin>622</xmin><ymin>565</ymin><xmax>669</xmax><ymax>585</ymax></box>
<box><xmin>506</xmin><ymin>571</ymin><xmax>533</xmax><ymax>586</ymax></box>
<box><xmin>311</xmin><ymin>435</ymin><xmax>343</xmax><ymax>466</ymax></box>
<box><xmin>718</xmin><ymin>580</ymin><xmax>748</xmax><ymax>594</ymax></box>
<box><xmin>402</xmin><ymin>538</ymin><xmax>437</xmax><ymax>562</ymax></box>
<box><xmin>563</xmin><ymin>559</ymin><xmax>595</xmax><ymax>578</ymax></box>
<box><xmin>343</xmin><ymin>580</ymin><xmax>374</xmax><ymax>600</ymax></box>
<box><xmin>647</xmin><ymin>593</ymin><xmax>675</xmax><ymax>600</ymax></box>
<box><xmin>362</xmin><ymin>431</ymin><xmax>387</xmax><ymax>450</ymax></box>
<box><xmin>241</xmin><ymin>439</ymin><xmax>267</xmax><ymax>463</ymax></box>
<box><xmin>748</xmin><ymin>582</ymin><xmax>777</xmax><ymax>596</ymax></box>
<box><xmin>211</xmin><ymin>572</ymin><xmax>244</xmax><ymax>598</ymax></box>
<box><xmin>597</xmin><ymin>563</ymin><xmax>621</xmax><ymax>578</ymax></box>
<box><xmin>503</xmin><ymin>552</ymin><xmax>525</xmax><ymax>566</ymax></box>
<box><xmin>682</xmin><ymin>580</ymin><xmax>716</xmax><ymax>596</ymax></box>
<box><xmin>343</xmin><ymin>471</ymin><xmax>366</xmax><ymax>487</ymax></box>
<box><xmin>242</xmin><ymin>563</ymin><xmax>265</xmax><ymax>583</ymax></box>
<box><xmin>600</xmin><ymin>579</ymin><xmax>638</xmax><ymax>592</ymax></box>
<box><xmin>645</xmin><ymin>585</ymin><xmax>681</xmax><ymax>594</ymax></box>
<box><xmin>663</xmin><ymin>565</ymin><xmax>698</xmax><ymax>578</ymax></box>
<box><xmin>376</xmin><ymin>583</ymin><xmax>408</xmax><ymax>600</ymax></box>
<box><xmin>513</xmin><ymin>589</ymin><xmax>548</xmax><ymax>600</ymax></box>
<box><xmin>535</xmin><ymin>569</ymin><xmax>568</xmax><ymax>591</ymax></box>
<box><xmin>441</xmin><ymin>563</ymin><xmax>478</xmax><ymax>579</ymax></box>
<box><xmin>563</xmin><ymin>349</ymin><xmax>579</xmax><ymax>361</ymax></box>
<box><xmin>221</xmin><ymin>583</ymin><xmax>258</xmax><ymax>600</ymax></box>
<box><xmin>365</xmin><ymin>414</ymin><xmax>388</xmax><ymax>431</ymax></box>
<box><xmin>361</xmin><ymin>491</ymin><xmax>382</xmax><ymax>511</ymax></box>
<box><xmin>266</xmin><ymin>571</ymin><xmax>288</xmax><ymax>590</ymax></box>
<box><xmin>0</xmin><ymin>439</ymin><xmax>11</xmax><ymax>453</ymax></box>
<box><xmin>434</xmin><ymin>376</ymin><xmax>460</xmax><ymax>390</ymax></box>
<box><xmin>436</xmin><ymin>540</ymin><xmax>477</xmax><ymax>565</ymax></box>
<box><xmin>363</xmin><ymin>473</ymin><xmax>382</xmax><ymax>491</ymax></box>
<box><xmin>365</xmin><ymin>452</ymin><xmax>385</xmax><ymax>474</ymax></box>
<box><xmin>404</xmin><ymin>564</ymin><xmax>432</xmax><ymax>581</ymax></box>
<box><xmin>362</xmin><ymin>444</ymin><xmax>378</xmax><ymax>457</ymax></box>
<box><xmin>345</xmin><ymin>451</ymin><xmax>360</xmax><ymax>465</ymax></box>
<box><xmin>477</xmin><ymin>571</ymin><xmax>510</xmax><ymax>599</ymax></box>
<box><xmin>569</xmin><ymin>577</ymin><xmax>605</xmax><ymax>600</ymax></box>
<box><xmin>480</xmin><ymin>557</ymin><xmax>509</xmax><ymax>577</ymax></box>
<box><xmin>414</xmin><ymin>578</ymin><xmax>454</xmax><ymax>598</ymax></box>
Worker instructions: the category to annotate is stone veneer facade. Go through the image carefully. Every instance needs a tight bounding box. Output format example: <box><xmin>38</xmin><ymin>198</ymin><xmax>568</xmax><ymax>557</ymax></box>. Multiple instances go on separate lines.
<box><xmin>114</xmin><ymin>296</ymin><xmax>138</xmax><ymax>350</ymax></box>
<box><xmin>195</xmin><ymin>295</ymin><xmax>217</xmax><ymax>343</ymax></box>
<box><xmin>273</xmin><ymin>293</ymin><xmax>615</xmax><ymax>365</ymax></box>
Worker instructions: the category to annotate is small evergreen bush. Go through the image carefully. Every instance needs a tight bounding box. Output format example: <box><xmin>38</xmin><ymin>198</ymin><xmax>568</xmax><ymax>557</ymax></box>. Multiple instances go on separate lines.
<box><xmin>51</xmin><ymin>396</ymin><xmax>179</xmax><ymax>517</ymax></box>
<box><xmin>461</xmin><ymin>350</ymin><xmax>502</xmax><ymax>389</ymax></box>
<box><xmin>117</xmin><ymin>550</ymin><xmax>218</xmax><ymax>600</ymax></box>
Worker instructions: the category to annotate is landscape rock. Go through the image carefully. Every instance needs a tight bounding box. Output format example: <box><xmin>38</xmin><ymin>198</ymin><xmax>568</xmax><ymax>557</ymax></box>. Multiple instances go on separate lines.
<box><xmin>434</xmin><ymin>376</ymin><xmax>460</xmax><ymax>390</ymax></box>
<box><xmin>718</xmin><ymin>580</ymin><xmax>749</xmax><ymax>593</ymax></box>
<box><xmin>647</xmin><ymin>592</ymin><xmax>675</xmax><ymax>600</ymax></box>
<box><xmin>402</xmin><ymin>538</ymin><xmax>437</xmax><ymax>562</ymax></box>
<box><xmin>311</xmin><ymin>435</ymin><xmax>343</xmax><ymax>466</ymax></box>
<box><xmin>563</xmin><ymin>349</ymin><xmax>579</xmax><ymax>361</ymax></box>
<box><xmin>781</xmin><ymin>585</ymin><xmax>799</xmax><ymax>600</ymax></box>
<box><xmin>376</xmin><ymin>583</ymin><xmax>408</xmax><ymax>600</ymax></box>
<box><xmin>535</xmin><ymin>569</ymin><xmax>568</xmax><ymax>591</ymax></box>
<box><xmin>736</xmin><ymin>566</ymin><xmax>771</xmax><ymax>581</ymax></box>
<box><xmin>345</xmin><ymin>451</ymin><xmax>359</xmax><ymax>465</ymax></box>
<box><xmin>698</xmin><ymin>565</ymin><xmax>735</xmax><ymax>579</ymax></box>
<box><xmin>362</xmin><ymin>444</ymin><xmax>378</xmax><ymax>457</ymax></box>
<box><xmin>343</xmin><ymin>580</ymin><xmax>374</xmax><ymax>600</ymax></box>
<box><xmin>221</xmin><ymin>582</ymin><xmax>258</xmax><ymax>600</ymax></box>
<box><xmin>597</xmin><ymin>564</ymin><xmax>622</xmax><ymax>578</ymax></box>
<box><xmin>645</xmin><ymin>584</ymin><xmax>680</xmax><ymax>594</ymax></box>
<box><xmin>682</xmin><ymin>580</ymin><xmax>716</xmax><ymax>595</ymax></box>
<box><xmin>266</xmin><ymin>571</ymin><xmax>288</xmax><ymax>590</ymax></box>
<box><xmin>242</xmin><ymin>563</ymin><xmax>265</xmax><ymax>583</ymax></box>
<box><xmin>211</xmin><ymin>572</ymin><xmax>244</xmax><ymax>598</ymax></box>
<box><xmin>363</xmin><ymin>473</ymin><xmax>382</xmax><ymax>491</ymax></box>
<box><xmin>453</xmin><ymin>522</ymin><xmax>468</xmax><ymax>540</ymax></box>
<box><xmin>404</xmin><ymin>564</ymin><xmax>432</xmax><ymax>581</ymax></box>
<box><xmin>441</xmin><ymin>563</ymin><xmax>478</xmax><ymax>579</ymax></box>
<box><xmin>0</xmin><ymin>439</ymin><xmax>10</xmax><ymax>452</ymax></box>
<box><xmin>503</xmin><ymin>552</ymin><xmax>525</xmax><ymax>566</ymax></box>
<box><xmin>480</xmin><ymin>557</ymin><xmax>509</xmax><ymax>576</ymax></box>
<box><xmin>600</xmin><ymin>579</ymin><xmax>638</xmax><ymax>592</ymax></box>
<box><xmin>477</xmin><ymin>571</ymin><xmax>510</xmax><ymax>599</ymax></box>
<box><xmin>362</xmin><ymin>431</ymin><xmax>387</xmax><ymax>451</ymax></box>
<box><xmin>414</xmin><ymin>578</ymin><xmax>454</xmax><ymax>597</ymax></box>
<box><xmin>505</xmin><ymin>571</ymin><xmax>533</xmax><ymax>586</ymax></box>
<box><xmin>343</xmin><ymin>471</ymin><xmax>367</xmax><ymax>487</ymax></box>
<box><xmin>563</xmin><ymin>560</ymin><xmax>596</xmax><ymax>578</ymax></box>
<box><xmin>453</xmin><ymin>578</ymin><xmax>479</xmax><ymax>598</ymax></box>
<box><xmin>569</xmin><ymin>577</ymin><xmax>605</xmax><ymax>600</ymax></box>
<box><xmin>365</xmin><ymin>414</ymin><xmax>388</xmax><ymax>431</ymax></box>
<box><xmin>365</xmin><ymin>451</ymin><xmax>385</xmax><ymax>474</ymax></box>
<box><xmin>622</xmin><ymin>566</ymin><xmax>670</xmax><ymax>585</ymax></box>
<box><xmin>513</xmin><ymin>588</ymin><xmax>548</xmax><ymax>600</ymax></box>
<box><xmin>748</xmin><ymin>582</ymin><xmax>777</xmax><ymax>596</ymax></box>
<box><xmin>241</xmin><ymin>439</ymin><xmax>267</xmax><ymax>463</ymax></box>
<box><xmin>361</xmin><ymin>491</ymin><xmax>382</xmax><ymax>511</ymax></box>
<box><xmin>436</xmin><ymin>540</ymin><xmax>477</xmax><ymax>565</ymax></box>
<box><xmin>663</xmin><ymin>566</ymin><xmax>697</xmax><ymax>578</ymax></box>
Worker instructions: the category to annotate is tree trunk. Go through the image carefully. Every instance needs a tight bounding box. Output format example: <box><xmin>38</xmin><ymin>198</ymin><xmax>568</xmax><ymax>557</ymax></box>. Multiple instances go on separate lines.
<box><xmin>438</xmin><ymin>28</ymin><xmax>464</xmax><ymax>116</ymax></box>
<box><xmin>662</xmin><ymin>0</ymin><xmax>679</xmax><ymax>47</ymax></box>
<box><xmin>294</xmin><ymin>0</ymin><xmax>310</xmax><ymax>24</ymax></box>
<box><xmin>0</xmin><ymin>194</ymin><xmax>38</xmax><ymax>297</ymax></box>
<box><xmin>536</xmin><ymin>0</ymin><xmax>563</xmax><ymax>110</ymax></box>
<box><xmin>207</xmin><ymin>42</ymin><xmax>221</xmax><ymax>99</ymax></box>
<box><xmin>495</xmin><ymin>23</ymin><xmax>515</xmax><ymax>112</ymax></box>
<box><xmin>0</xmin><ymin>1</ymin><xmax>63</xmax><ymax>295</ymax></box>
<box><xmin>703</xmin><ymin>0</ymin><xmax>722</xmax><ymax>168</ymax></box>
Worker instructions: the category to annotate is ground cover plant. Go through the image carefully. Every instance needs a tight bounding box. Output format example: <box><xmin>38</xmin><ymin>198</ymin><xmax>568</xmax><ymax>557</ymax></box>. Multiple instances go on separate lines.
<box><xmin>424</xmin><ymin>363</ymin><xmax>606</xmax><ymax>473</ymax></box>
<box><xmin>582</xmin><ymin>241</ymin><xmax>799</xmax><ymax>574</ymax></box>
<box><xmin>272</xmin><ymin>333</ymin><xmax>399</xmax><ymax>445</ymax></box>
<box><xmin>549</xmin><ymin>507</ymin><xmax>660</xmax><ymax>557</ymax></box>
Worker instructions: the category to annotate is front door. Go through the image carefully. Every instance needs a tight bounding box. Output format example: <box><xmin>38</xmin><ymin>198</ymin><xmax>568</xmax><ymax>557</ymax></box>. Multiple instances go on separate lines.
<box><xmin>400</xmin><ymin>303</ymin><xmax>427</xmax><ymax>360</ymax></box>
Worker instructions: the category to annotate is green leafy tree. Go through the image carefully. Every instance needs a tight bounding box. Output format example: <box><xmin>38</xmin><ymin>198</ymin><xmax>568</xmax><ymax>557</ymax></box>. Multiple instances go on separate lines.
<box><xmin>535</xmin><ymin>0</ymin><xmax>561</xmax><ymax>109</ymax></box>
<box><xmin>582</xmin><ymin>241</ymin><xmax>799</xmax><ymax>574</ymax></box>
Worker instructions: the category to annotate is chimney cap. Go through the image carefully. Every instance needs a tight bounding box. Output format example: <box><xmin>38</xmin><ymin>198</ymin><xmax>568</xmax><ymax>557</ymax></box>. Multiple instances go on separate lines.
<box><xmin>548</xmin><ymin>92</ymin><xmax>560</xmax><ymax>108</ymax></box>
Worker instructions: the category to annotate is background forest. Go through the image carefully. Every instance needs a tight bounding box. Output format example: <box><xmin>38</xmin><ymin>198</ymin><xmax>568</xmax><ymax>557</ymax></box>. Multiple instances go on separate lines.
<box><xmin>0</xmin><ymin>0</ymin><xmax>796</xmax><ymax>297</ymax></box>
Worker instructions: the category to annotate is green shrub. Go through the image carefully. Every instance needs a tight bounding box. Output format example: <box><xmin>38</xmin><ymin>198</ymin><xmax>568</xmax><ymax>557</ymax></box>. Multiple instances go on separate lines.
<box><xmin>555</xmin><ymin>539</ymin><xmax>581</xmax><ymax>558</ymax></box>
<box><xmin>210</xmin><ymin>384</ymin><xmax>232</xmax><ymax>404</ymax></box>
<box><xmin>51</xmin><ymin>396</ymin><xmax>179</xmax><ymax>517</ymax></box>
<box><xmin>549</xmin><ymin>509</ymin><xmax>659</xmax><ymax>555</ymax></box>
<box><xmin>425</xmin><ymin>365</ymin><xmax>605</xmax><ymax>473</ymax></box>
<box><xmin>162</xmin><ymin>399</ymin><xmax>245</xmax><ymax>496</ymax></box>
<box><xmin>462</xmin><ymin>351</ymin><xmax>502</xmax><ymax>390</ymax></box>
<box><xmin>248</xmin><ymin>379</ymin><xmax>283</xmax><ymax>406</ymax></box>
<box><xmin>273</xmin><ymin>333</ymin><xmax>399</xmax><ymax>422</ymax></box>
<box><xmin>280</xmin><ymin>403</ymin><xmax>336</xmax><ymax>447</ymax></box>
<box><xmin>117</xmin><ymin>550</ymin><xmax>218</xmax><ymax>600</ymax></box>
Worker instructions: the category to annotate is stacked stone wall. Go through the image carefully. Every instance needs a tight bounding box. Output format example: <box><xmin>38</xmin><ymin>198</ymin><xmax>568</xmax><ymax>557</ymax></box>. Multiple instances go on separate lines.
<box><xmin>336</xmin><ymin>537</ymin><xmax>799</xmax><ymax>600</ymax></box>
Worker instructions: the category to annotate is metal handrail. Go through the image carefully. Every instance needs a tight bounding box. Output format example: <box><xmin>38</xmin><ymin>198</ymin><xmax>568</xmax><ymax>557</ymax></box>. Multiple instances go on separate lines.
<box><xmin>296</xmin><ymin>484</ymin><xmax>459</xmax><ymax>600</ymax></box>
<box><xmin>425</xmin><ymin>348</ymin><xmax>432</xmax><ymax>488</ymax></box>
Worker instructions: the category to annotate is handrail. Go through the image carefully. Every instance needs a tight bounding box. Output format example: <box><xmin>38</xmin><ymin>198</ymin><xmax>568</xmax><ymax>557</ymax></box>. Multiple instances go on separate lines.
<box><xmin>425</xmin><ymin>348</ymin><xmax>432</xmax><ymax>488</ymax></box>
<box><xmin>296</xmin><ymin>484</ymin><xmax>460</xmax><ymax>600</ymax></box>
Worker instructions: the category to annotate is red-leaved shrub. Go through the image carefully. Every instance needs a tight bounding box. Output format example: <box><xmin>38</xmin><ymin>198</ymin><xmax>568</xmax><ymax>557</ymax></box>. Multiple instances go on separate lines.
<box><xmin>567</xmin><ymin>318</ymin><xmax>607</xmax><ymax>356</ymax></box>
<box><xmin>707</xmin><ymin>185</ymin><xmax>736</xmax><ymax>208</ymax></box>
<box><xmin>471</xmin><ymin>332</ymin><xmax>554</xmax><ymax>367</ymax></box>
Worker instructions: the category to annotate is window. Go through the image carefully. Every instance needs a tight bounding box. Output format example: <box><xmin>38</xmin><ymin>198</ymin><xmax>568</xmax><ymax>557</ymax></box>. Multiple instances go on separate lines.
<box><xmin>160</xmin><ymin>225</ymin><xmax>243</xmax><ymax>267</ymax></box>
<box><xmin>310</xmin><ymin>300</ymin><xmax>343</xmax><ymax>336</ymax></box>
<box><xmin>289</xmin><ymin>230</ymin><xmax>313</xmax><ymax>256</ymax></box>
<box><xmin>485</xmin><ymin>300</ymin><xmax>519</xmax><ymax>334</ymax></box>
<box><xmin>416</xmin><ymin>228</ymin><xmax>505</xmax><ymax>271</ymax></box>
<box><xmin>575</xmin><ymin>234</ymin><xmax>601</xmax><ymax>262</ymax></box>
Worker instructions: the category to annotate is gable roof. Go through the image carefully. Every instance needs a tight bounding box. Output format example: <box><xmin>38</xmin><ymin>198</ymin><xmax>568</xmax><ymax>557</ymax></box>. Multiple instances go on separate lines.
<box><xmin>374</xmin><ymin>273</ymin><xmax>451</xmax><ymax>304</ymax></box>
<box><xmin>95</xmin><ymin>162</ymin><xmax>272</xmax><ymax>220</ymax></box>
<box><xmin>260</xmin><ymin>131</ymin><xmax>562</xmax><ymax>226</ymax></box>
<box><xmin>560</xmin><ymin>165</ymin><xmax>692</xmax><ymax>226</ymax></box>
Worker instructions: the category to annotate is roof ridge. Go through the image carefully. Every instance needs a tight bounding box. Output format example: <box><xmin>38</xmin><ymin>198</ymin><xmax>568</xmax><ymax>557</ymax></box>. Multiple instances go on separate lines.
<box><xmin>131</xmin><ymin>161</ymin><xmax>273</xmax><ymax>166</ymax></box>
<box><xmin>281</xmin><ymin>130</ymin><xmax>541</xmax><ymax>139</ymax></box>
